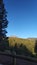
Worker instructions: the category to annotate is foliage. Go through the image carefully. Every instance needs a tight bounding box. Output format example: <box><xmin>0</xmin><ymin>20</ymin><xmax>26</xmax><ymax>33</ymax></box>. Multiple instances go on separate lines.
<box><xmin>8</xmin><ymin>37</ymin><xmax>35</xmax><ymax>54</ymax></box>
<box><xmin>8</xmin><ymin>42</ymin><xmax>32</xmax><ymax>56</ymax></box>
<box><xmin>0</xmin><ymin>0</ymin><xmax>8</xmax><ymax>40</ymax></box>
<box><xmin>0</xmin><ymin>0</ymin><xmax>8</xmax><ymax>51</ymax></box>
<box><xmin>0</xmin><ymin>36</ymin><xmax>36</xmax><ymax>57</ymax></box>
<box><xmin>0</xmin><ymin>37</ymin><xmax>9</xmax><ymax>51</ymax></box>
<box><xmin>34</xmin><ymin>40</ymin><xmax>37</xmax><ymax>53</ymax></box>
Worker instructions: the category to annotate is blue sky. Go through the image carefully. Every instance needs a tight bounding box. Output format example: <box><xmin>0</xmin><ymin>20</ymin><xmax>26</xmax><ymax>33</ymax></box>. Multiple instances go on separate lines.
<box><xmin>3</xmin><ymin>0</ymin><xmax>37</xmax><ymax>38</ymax></box>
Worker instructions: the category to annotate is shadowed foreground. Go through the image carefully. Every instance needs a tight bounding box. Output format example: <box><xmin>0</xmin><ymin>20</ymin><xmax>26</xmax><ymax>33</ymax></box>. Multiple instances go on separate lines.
<box><xmin>0</xmin><ymin>52</ymin><xmax>37</xmax><ymax>65</ymax></box>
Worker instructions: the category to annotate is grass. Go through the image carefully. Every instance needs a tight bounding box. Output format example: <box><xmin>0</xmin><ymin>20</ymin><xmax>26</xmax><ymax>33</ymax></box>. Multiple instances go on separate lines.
<box><xmin>8</xmin><ymin>37</ymin><xmax>36</xmax><ymax>55</ymax></box>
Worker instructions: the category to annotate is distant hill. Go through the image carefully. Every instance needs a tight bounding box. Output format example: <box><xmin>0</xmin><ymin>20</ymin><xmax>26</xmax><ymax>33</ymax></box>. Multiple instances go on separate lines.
<box><xmin>8</xmin><ymin>37</ymin><xmax>37</xmax><ymax>55</ymax></box>
<box><xmin>27</xmin><ymin>38</ymin><xmax>37</xmax><ymax>40</ymax></box>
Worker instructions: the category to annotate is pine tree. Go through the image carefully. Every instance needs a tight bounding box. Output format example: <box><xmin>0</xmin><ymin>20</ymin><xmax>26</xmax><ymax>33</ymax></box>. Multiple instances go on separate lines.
<box><xmin>0</xmin><ymin>0</ymin><xmax>8</xmax><ymax>51</ymax></box>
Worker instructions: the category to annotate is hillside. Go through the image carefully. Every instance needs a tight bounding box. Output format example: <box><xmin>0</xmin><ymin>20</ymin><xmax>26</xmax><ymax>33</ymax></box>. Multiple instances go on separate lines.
<box><xmin>8</xmin><ymin>37</ymin><xmax>37</xmax><ymax>54</ymax></box>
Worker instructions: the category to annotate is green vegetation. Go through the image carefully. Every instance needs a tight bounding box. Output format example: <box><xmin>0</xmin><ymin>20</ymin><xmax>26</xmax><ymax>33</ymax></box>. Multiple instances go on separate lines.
<box><xmin>0</xmin><ymin>0</ymin><xmax>8</xmax><ymax>51</ymax></box>
<box><xmin>8</xmin><ymin>37</ymin><xmax>37</xmax><ymax>56</ymax></box>
<box><xmin>0</xmin><ymin>35</ymin><xmax>37</xmax><ymax>57</ymax></box>
<box><xmin>0</xmin><ymin>35</ymin><xmax>37</xmax><ymax>58</ymax></box>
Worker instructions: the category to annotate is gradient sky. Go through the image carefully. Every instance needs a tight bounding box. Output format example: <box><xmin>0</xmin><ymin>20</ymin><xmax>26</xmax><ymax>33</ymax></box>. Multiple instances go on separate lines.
<box><xmin>3</xmin><ymin>0</ymin><xmax>37</xmax><ymax>38</ymax></box>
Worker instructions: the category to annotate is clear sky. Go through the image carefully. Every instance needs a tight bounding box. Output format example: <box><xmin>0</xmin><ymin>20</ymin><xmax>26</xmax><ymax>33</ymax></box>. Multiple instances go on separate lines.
<box><xmin>3</xmin><ymin>0</ymin><xmax>37</xmax><ymax>38</ymax></box>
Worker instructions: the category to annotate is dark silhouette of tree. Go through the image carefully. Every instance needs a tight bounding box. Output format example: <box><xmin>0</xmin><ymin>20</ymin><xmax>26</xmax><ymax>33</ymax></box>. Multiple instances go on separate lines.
<box><xmin>0</xmin><ymin>0</ymin><xmax>8</xmax><ymax>41</ymax></box>
<box><xmin>0</xmin><ymin>0</ymin><xmax>8</xmax><ymax>51</ymax></box>
<box><xmin>34</xmin><ymin>40</ymin><xmax>37</xmax><ymax>53</ymax></box>
<box><xmin>13</xmin><ymin>43</ymin><xmax>32</xmax><ymax>56</ymax></box>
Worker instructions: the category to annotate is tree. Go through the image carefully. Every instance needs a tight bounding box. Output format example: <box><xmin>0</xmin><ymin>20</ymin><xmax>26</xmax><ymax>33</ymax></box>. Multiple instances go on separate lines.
<box><xmin>0</xmin><ymin>0</ymin><xmax>8</xmax><ymax>51</ymax></box>
<box><xmin>0</xmin><ymin>0</ymin><xmax>8</xmax><ymax>41</ymax></box>
<box><xmin>34</xmin><ymin>40</ymin><xmax>37</xmax><ymax>53</ymax></box>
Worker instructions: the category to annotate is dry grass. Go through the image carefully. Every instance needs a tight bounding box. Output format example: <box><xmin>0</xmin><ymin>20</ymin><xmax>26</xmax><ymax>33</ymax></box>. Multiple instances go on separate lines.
<box><xmin>8</xmin><ymin>37</ymin><xmax>37</xmax><ymax>54</ymax></box>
